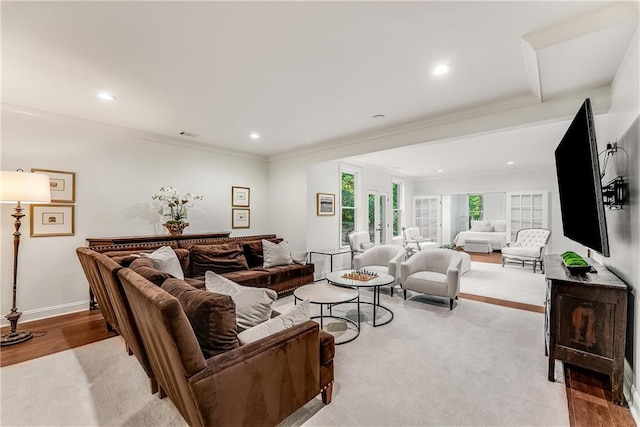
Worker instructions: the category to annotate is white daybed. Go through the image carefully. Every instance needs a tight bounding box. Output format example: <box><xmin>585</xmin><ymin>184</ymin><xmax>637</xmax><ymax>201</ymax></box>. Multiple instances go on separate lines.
<box><xmin>453</xmin><ymin>219</ymin><xmax>507</xmax><ymax>250</ymax></box>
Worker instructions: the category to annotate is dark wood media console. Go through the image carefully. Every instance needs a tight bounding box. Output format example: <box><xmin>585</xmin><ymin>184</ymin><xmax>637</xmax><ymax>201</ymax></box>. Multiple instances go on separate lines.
<box><xmin>544</xmin><ymin>254</ymin><xmax>628</xmax><ymax>405</ymax></box>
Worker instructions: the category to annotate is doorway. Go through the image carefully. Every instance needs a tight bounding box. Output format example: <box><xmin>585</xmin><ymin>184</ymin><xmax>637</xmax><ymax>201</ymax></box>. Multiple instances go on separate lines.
<box><xmin>367</xmin><ymin>191</ymin><xmax>388</xmax><ymax>245</ymax></box>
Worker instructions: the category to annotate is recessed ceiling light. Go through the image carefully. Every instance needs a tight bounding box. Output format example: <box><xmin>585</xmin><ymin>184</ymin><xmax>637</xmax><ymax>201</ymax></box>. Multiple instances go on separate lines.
<box><xmin>432</xmin><ymin>64</ymin><xmax>451</xmax><ymax>76</ymax></box>
<box><xmin>97</xmin><ymin>92</ymin><xmax>116</xmax><ymax>101</ymax></box>
<box><xmin>507</xmin><ymin>161</ymin><xmax>515</xmax><ymax>165</ymax></box>
<box><xmin>250</xmin><ymin>132</ymin><xmax>260</xmax><ymax>140</ymax></box>
<box><xmin>437</xmin><ymin>169</ymin><xmax>444</xmax><ymax>173</ymax></box>
<box><xmin>372</xmin><ymin>114</ymin><xmax>385</xmax><ymax>119</ymax></box>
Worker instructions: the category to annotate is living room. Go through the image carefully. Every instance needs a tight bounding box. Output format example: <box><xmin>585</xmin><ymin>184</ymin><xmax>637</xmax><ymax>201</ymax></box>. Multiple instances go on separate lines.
<box><xmin>1</xmin><ymin>1</ymin><xmax>639</xmax><ymax>426</ymax></box>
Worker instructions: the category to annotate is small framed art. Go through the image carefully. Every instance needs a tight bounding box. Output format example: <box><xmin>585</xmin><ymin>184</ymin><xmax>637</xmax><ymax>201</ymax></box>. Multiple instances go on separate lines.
<box><xmin>31</xmin><ymin>168</ymin><xmax>76</xmax><ymax>203</ymax></box>
<box><xmin>232</xmin><ymin>208</ymin><xmax>250</xmax><ymax>229</ymax></box>
<box><xmin>317</xmin><ymin>193</ymin><xmax>335</xmax><ymax>216</ymax></box>
<box><xmin>30</xmin><ymin>204</ymin><xmax>75</xmax><ymax>237</ymax></box>
<box><xmin>232</xmin><ymin>186</ymin><xmax>250</xmax><ymax>207</ymax></box>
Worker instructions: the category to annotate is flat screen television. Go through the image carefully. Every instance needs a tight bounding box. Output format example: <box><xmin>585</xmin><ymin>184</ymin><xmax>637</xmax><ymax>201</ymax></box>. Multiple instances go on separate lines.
<box><xmin>554</xmin><ymin>98</ymin><xmax>610</xmax><ymax>257</ymax></box>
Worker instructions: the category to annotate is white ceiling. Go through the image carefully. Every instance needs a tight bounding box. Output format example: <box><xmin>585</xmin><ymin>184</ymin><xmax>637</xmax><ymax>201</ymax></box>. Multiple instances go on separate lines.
<box><xmin>2</xmin><ymin>1</ymin><xmax>638</xmax><ymax>176</ymax></box>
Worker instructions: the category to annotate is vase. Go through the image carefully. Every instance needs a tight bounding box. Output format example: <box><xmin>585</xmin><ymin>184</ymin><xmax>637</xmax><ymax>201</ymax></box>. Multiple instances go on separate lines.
<box><xmin>163</xmin><ymin>222</ymin><xmax>189</xmax><ymax>236</ymax></box>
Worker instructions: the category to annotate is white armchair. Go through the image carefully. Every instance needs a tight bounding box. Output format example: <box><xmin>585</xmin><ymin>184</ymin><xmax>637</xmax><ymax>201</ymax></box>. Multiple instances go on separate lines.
<box><xmin>402</xmin><ymin>226</ymin><xmax>439</xmax><ymax>256</ymax></box>
<box><xmin>348</xmin><ymin>231</ymin><xmax>373</xmax><ymax>255</ymax></box>
<box><xmin>353</xmin><ymin>244</ymin><xmax>406</xmax><ymax>296</ymax></box>
<box><xmin>400</xmin><ymin>248</ymin><xmax>462</xmax><ymax>310</ymax></box>
<box><xmin>501</xmin><ymin>228</ymin><xmax>551</xmax><ymax>273</ymax></box>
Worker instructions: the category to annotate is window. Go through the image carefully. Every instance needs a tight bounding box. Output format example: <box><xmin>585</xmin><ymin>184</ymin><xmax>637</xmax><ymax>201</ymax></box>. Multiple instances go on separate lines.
<box><xmin>468</xmin><ymin>194</ymin><xmax>484</xmax><ymax>221</ymax></box>
<box><xmin>340</xmin><ymin>170</ymin><xmax>357</xmax><ymax>246</ymax></box>
<box><xmin>392</xmin><ymin>180</ymin><xmax>403</xmax><ymax>237</ymax></box>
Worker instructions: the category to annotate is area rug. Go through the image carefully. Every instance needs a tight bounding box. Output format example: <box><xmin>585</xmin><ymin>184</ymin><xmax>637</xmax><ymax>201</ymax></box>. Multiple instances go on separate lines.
<box><xmin>1</xmin><ymin>290</ymin><xmax>568</xmax><ymax>426</ymax></box>
<box><xmin>460</xmin><ymin>261</ymin><xmax>547</xmax><ymax>307</ymax></box>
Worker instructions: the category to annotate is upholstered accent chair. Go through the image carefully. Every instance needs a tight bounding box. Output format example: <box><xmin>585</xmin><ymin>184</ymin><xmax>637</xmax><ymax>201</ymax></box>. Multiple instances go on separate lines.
<box><xmin>353</xmin><ymin>244</ymin><xmax>406</xmax><ymax>296</ymax></box>
<box><xmin>402</xmin><ymin>226</ymin><xmax>439</xmax><ymax>256</ymax></box>
<box><xmin>400</xmin><ymin>248</ymin><xmax>463</xmax><ymax>310</ymax></box>
<box><xmin>501</xmin><ymin>228</ymin><xmax>551</xmax><ymax>273</ymax></box>
<box><xmin>348</xmin><ymin>230</ymin><xmax>373</xmax><ymax>254</ymax></box>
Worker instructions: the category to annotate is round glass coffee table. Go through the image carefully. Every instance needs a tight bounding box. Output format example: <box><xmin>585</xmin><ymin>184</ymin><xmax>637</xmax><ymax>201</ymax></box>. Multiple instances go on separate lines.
<box><xmin>326</xmin><ymin>270</ymin><xmax>395</xmax><ymax>327</ymax></box>
<box><xmin>294</xmin><ymin>282</ymin><xmax>360</xmax><ymax>344</ymax></box>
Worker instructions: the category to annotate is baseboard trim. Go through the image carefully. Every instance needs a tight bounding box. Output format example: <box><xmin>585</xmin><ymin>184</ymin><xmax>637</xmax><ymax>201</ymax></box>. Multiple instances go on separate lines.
<box><xmin>624</xmin><ymin>359</ymin><xmax>640</xmax><ymax>424</ymax></box>
<box><xmin>0</xmin><ymin>301</ymin><xmax>90</xmax><ymax>327</ymax></box>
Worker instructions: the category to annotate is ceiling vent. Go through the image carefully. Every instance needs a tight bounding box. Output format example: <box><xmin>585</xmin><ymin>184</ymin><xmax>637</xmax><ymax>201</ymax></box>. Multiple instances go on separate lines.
<box><xmin>179</xmin><ymin>131</ymin><xmax>200</xmax><ymax>138</ymax></box>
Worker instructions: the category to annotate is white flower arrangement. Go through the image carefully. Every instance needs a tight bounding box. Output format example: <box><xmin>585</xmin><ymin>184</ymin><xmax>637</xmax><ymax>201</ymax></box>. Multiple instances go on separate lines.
<box><xmin>152</xmin><ymin>186</ymin><xmax>203</xmax><ymax>223</ymax></box>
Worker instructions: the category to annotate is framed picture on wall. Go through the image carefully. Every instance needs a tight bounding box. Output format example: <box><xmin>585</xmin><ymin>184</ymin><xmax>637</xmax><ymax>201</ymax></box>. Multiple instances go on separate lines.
<box><xmin>232</xmin><ymin>208</ymin><xmax>250</xmax><ymax>229</ymax></box>
<box><xmin>31</xmin><ymin>168</ymin><xmax>76</xmax><ymax>203</ymax></box>
<box><xmin>30</xmin><ymin>204</ymin><xmax>75</xmax><ymax>237</ymax></box>
<box><xmin>316</xmin><ymin>193</ymin><xmax>335</xmax><ymax>216</ymax></box>
<box><xmin>232</xmin><ymin>186</ymin><xmax>250</xmax><ymax>207</ymax></box>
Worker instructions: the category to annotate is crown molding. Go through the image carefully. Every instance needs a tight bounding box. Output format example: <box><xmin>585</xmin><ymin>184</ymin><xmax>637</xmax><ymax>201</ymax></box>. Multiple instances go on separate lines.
<box><xmin>1</xmin><ymin>104</ymin><xmax>267</xmax><ymax>163</ymax></box>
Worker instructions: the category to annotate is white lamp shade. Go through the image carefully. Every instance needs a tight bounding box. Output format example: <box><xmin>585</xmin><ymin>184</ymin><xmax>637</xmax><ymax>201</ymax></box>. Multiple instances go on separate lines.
<box><xmin>0</xmin><ymin>171</ymin><xmax>52</xmax><ymax>203</ymax></box>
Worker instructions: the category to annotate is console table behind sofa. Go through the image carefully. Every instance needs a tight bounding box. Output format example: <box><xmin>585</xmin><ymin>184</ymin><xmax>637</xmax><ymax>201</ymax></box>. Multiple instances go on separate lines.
<box><xmin>85</xmin><ymin>232</ymin><xmax>282</xmax><ymax>309</ymax></box>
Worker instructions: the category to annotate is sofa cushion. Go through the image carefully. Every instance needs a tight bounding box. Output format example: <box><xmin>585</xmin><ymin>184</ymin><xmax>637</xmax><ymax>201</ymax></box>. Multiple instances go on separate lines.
<box><xmin>242</xmin><ymin>238</ymin><xmax>283</xmax><ymax>268</ymax></box>
<box><xmin>129</xmin><ymin>257</ymin><xmax>173</xmax><ymax>287</ymax></box>
<box><xmin>161</xmin><ymin>278</ymin><xmax>239</xmax><ymax>358</ymax></box>
<box><xmin>141</xmin><ymin>246</ymin><xmax>184</xmax><ymax>279</ymax></box>
<box><xmin>191</xmin><ymin>242</ymin><xmax>249</xmax><ymax>276</ymax></box>
<box><xmin>205</xmin><ymin>271</ymin><xmax>277</xmax><ymax>330</ymax></box>
<box><xmin>263</xmin><ymin>263</ymin><xmax>314</xmax><ymax>285</ymax></box>
<box><xmin>222</xmin><ymin>269</ymin><xmax>271</xmax><ymax>288</ymax></box>
<box><xmin>262</xmin><ymin>239</ymin><xmax>293</xmax><ymax>267</ymax></box>
<box><xmin>237</xmin><ymin>300</ymin><xmax>311</xmax><ymax>345</ymax></box>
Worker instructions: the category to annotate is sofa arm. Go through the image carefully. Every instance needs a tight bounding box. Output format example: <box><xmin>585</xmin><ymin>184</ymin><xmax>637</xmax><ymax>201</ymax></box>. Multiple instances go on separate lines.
<box><xmin>400</xmin><ymin>255</ymin><xmax>422</xmax><ymax>282</ymax></box>
<box><xmin>189</xmin><ymin>320</ymin><xmax>321</xmax><ymax>426</ymax></box>
<box><xmin>446</xmin><ymin>267</ymin><xmax>460</xmax><ymax>298</ymax></box>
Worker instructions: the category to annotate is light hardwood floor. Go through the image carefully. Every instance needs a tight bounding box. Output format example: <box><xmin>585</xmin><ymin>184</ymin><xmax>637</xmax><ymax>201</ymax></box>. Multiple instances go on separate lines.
<box><xmin>0</xmin><ymin>250</ymin><xmax>634</xmax><ymax>426</ymax></box>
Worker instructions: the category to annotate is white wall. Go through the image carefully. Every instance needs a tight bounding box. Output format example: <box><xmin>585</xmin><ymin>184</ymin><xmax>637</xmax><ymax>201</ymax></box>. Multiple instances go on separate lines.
<box><xmin>601</xmin><ymin>27</ymin><xmax>640</xmax><ymax>419</ymax></box>
<box><xmin>1</xmin><ymin>110</ymin><xmax>270</xmax><ymax>323</ymax></box>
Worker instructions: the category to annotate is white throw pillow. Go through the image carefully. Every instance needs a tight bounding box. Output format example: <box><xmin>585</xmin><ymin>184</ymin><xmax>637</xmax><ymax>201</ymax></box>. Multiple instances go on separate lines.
<box><xmin>263</xmin><ymin>239</ymin><xmax>293</xmax><ymax>267</ymax></box>
<box><xmin>205</xmin><ymin>271</ymin><xmax>277</xmax><ymax>330</ymax></box>
<box><xmin>470</xmin><ymin>220</ymin><xmax>490</xmax><ymax>231</ymax></box>
<box><xmin>491</xmin><ymin>220</ymin><xmax>507</xmax><ymax>232</ymax></box>
<box><xmin>291</xmin><ymin>251</ymin><xmax>308</xmax><ymax>265</ymax></box>
<box><xmin>237</xmin><ymin>300</ymin><xmax>311</xmax><ymax>345</ymax></box>
<box><xmin>140</xmin><ymin>246</ymin><xmax>184</xmax><ymax>279</ymax></box>
<box><xmin>478</xmin><ymin>225</ymin><xmax>494</xmax><ymax>232</ymax></box>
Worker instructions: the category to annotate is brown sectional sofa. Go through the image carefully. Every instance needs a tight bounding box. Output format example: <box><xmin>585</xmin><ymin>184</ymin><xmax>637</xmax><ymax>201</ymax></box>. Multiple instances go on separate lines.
<box><xmin>91</xmin><ymin>234</ymin><xmax>314</xmax><ymax>296</ymax></box>
<box><xmin>77</xmin><ymin>234</ymin><xmax>333</xmax><ymax>426</ymax></box>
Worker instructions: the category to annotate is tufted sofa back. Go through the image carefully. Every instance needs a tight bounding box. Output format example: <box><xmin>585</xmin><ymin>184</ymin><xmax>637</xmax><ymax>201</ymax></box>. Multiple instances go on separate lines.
<box><xmin>514</xmin><ymin>228</ymin><xmax>551</xmax><ymax>248</ymax></box>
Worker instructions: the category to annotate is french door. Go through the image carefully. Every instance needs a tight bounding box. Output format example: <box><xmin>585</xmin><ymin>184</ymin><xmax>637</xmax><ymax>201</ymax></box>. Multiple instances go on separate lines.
<box><xmin>367</xmin><ymin>191</ymin><xmax>389</xmax><ymax>245</ymax></box>
<box><xmin>413</xmin><ymin>195</ymin><xmax>441</xmax><ymax>244</ymax></box>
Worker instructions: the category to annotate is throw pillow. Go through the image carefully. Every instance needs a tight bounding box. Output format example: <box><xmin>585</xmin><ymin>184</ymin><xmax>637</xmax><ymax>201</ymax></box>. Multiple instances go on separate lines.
<box><xmin>470</xmin><ymin>220</ymin><xmax>490</xmax><ymax>231</ymax></box>
<box><xmin>140</xmin><ymin>246</ymin><xmax>184</xmax><ymax>279</ymax></box>
<box><xmin>205</xmin><ymin>271</ymin><xmax>277</xmax><ymax>330</ymax></box>
<box><xmin>262</xmin><ymin>239</ymin><xmax>293</xmax><ymax>268</ymax></box>
<box><xmin>242</xmin><ymin>238</ymin><xmax>283</xmax><ymax>268</ymax></box>
<box><xmin>190</xmin><ymin>242</ymin><xmax>249</xmax><ymax>276</ymax></box>
<box><xmin>129</xmin><ymin>257</ymin><xmax>173</xmax><ymax>287</ymax></box>
<box><xmin>291</xmin><ymin>251</ymin><xmax>308</xmax><ymax>265</ymax></box>
<box><xmin>491</xmin><ymin>220</ymin><xmax>507</xmax><ymax>232</ymax></box>
<box><xmin>161</xmin><ymin>278</ymin><xmax>239</xmax><ymax>357</ymax></box>
<box><xmin>237</xmin><ymin>300</ymin><xmax>311</xmax><ymax>345</ymax></box>
<box><xmin>478</xmin><ymin>225</ymin><xmax>494</xmax><ymax>232</ymax></box>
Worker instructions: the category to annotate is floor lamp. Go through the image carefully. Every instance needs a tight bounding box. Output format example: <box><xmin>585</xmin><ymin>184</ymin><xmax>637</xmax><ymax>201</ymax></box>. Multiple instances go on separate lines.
<box><xmin>0</xmin><ymin>170</ymin><xmax>51</xmax><ymax>346</ymax></box>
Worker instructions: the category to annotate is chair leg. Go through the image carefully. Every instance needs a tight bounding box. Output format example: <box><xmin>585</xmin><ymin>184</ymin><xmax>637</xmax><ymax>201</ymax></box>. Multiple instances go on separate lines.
<box><xmin>322</xmin><ymin>383</ymin><xmax>333</xmax><ymax>404</ymax></box>
<box><xmin>502</xmin><ymin>257</ymin><xmax>505</xmax><ymax>267</ymax></box>
<box><xmin>390</xmin><ymin>285</ymin><xmax>394</xmax><ymax>297</ymax></box>
<box><xmin>158</xmin><ymin>385</ymin><xmax>167</xmax><ymax>399</ymax></box>
<box><xmin>403</xmin><ymin>289</ymin><xmax>407</xmax><ymax>300</ymax></box>
<box><xmin>533</xmin><ymin>261</ymin><xmax>537</xmax><ymax>274</ymax></box>
<box><xmin>450</xmin><ymin>299</ymin><xmax>454</xmax><ymax>310</ymax></box>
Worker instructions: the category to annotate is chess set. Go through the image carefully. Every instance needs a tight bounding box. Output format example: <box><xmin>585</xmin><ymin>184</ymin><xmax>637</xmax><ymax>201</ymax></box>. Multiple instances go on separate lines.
<box><xmin>341</xmin><ymin>270</ymin><xmax>379</xmax><ymax>281</ymax></box>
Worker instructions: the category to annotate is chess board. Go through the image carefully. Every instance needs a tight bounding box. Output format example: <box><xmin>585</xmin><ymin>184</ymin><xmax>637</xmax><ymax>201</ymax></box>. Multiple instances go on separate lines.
<box><xmin>341</xmin><ymin>271</ymin><xmax>378</xmax><ymax>281</ymax></box>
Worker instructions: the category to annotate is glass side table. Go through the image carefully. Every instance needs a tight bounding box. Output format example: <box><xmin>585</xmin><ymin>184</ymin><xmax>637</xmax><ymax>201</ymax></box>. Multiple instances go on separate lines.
<box><xmin>309</xmin><ymin>248</ymin><xmax>353</xmax><ymax>281</ymax></box>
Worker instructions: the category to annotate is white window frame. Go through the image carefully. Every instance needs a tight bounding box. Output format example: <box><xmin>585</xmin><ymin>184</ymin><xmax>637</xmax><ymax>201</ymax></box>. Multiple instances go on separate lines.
<box><xmin>339</xmin><ymin>165</ymin><xmax>360</xmax><ymax>247</ymax></box>
<box><xmin>392</xmin><ymin>178</ymin><xmax>404</xmax><ymax>238</ymax></box>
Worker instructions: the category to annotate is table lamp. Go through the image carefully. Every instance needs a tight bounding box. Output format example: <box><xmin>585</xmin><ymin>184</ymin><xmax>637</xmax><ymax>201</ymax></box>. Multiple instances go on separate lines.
<box><xmin>0</xmin><ymin>169</ymin><xmax>51</xmax><ymax>346</ymax></box>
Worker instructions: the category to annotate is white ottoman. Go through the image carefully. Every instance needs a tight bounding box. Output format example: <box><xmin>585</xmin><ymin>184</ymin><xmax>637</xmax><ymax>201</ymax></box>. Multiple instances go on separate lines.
<box><xmin>464</xmin><ymin>239</ymin><xmax>493</xmax><ymax>253</ymax></box>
